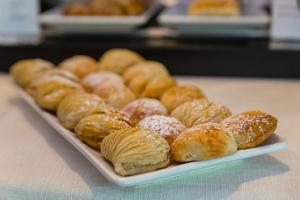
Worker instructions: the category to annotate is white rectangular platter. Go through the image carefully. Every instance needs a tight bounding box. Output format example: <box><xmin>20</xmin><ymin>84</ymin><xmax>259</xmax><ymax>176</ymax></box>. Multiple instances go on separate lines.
<box><xmin>39</xmin><ymin>1</ymin><xmax>159</xmax><ymax>34</ymax></box>
<box><xmin>19</xmin><ymin>89</ymin><xmax>287</xmax><ymax>187</ymax></box>
<box><xmin>158</xmin><ymin>0</ymin><xmax>270</xmax><ymax>37</ymax></box>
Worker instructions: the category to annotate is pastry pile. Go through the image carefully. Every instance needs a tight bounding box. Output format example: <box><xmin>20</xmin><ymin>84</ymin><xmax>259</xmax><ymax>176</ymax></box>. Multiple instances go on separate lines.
<box><xmin>10</xmin><ymin>48</ymin><xmax>278</xmax><ymax>176</ymax></box>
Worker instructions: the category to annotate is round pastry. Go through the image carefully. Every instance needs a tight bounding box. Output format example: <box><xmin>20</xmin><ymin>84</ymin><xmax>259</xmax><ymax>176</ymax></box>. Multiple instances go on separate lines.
<box><xmin>75</xmin><ymin>110</ymin><xmax>132</xmax><ymax>150</ymax></box>
<box><xmin>57</xmin><ymin>92</ymin><xmax>111</xmax><ymax>130</ymax></box>
<box><xmin>26</xmin><ymin>69</ymin><xmax>79</xmax><ymax>97</ymax></box>
<box><xmin>123</xmin><ymin>61</ymin><xmax>169</xmax><ymax>84</ymax></box>
<box><xmin>90</xmin><ymin>0</ymin><xmax>124</xmax><ymax>15</ymax></box>
<box><xmin>121</xmin><ymin>98</ymin><xmax>168</xmax><ymax>126</ymax></box>
<box><xmin>138</xmin><ymin>115</ymin><xmax>186</xmax><ymax>146</ymax></box>
<box><xmin>81</xmin><ymin>71</ymin><xmax>124</xmax><ymax>92</ymax></box>
<box><xmin>98</xmin><ymin>49</ymin><xmax>144</xmax><ymax>74</ymax></box>
<box><xmin>171</xmin><ymin>99</ymin><xmax>232</xmax><ymax>128</ymax></box>
<box><xmin>59</xmin><ymin>55</ymin><xmax>98</xmax><ymax>79</ymax></box>
<box><xmin>63</xmin><ymin>2</ymin><xmax>93</xmax><ymax>15</ymax></box>
<box><xmin>94</xmin><ymin>81</ymin><xmax>136</xmax><ymax>109</ymax></box>
<box><xmin>101</xmin><ymin>127</ymin><xmax>170</xmax><ymax>176</ymax></box>
<box><xmin>161</xmin><ymin>85</ymin><xmax>206</xmax><ymax>112</ymax></box>
<box><xmin>171</xmin><ymin>123</ymin><xmax>238</xmax><ymax>162</ymax></box>
<box><xmin>35</xmin><ymin>80</ymin><xmax>82</xmax><ymax>111</ymax></box>
<box><xmin>142</xmin><ymin>75</ymin><xmax>176</xmax><ymax>99</ymax></box>
<box><xmin>10</xmin><ymin>59</ymin><xmax>54</xmax><ymax>87</ymax></box>
<box><xmin>221</xmin><ymin>111</ymin><xmax>277</xmax><ymax>150</ymax></box>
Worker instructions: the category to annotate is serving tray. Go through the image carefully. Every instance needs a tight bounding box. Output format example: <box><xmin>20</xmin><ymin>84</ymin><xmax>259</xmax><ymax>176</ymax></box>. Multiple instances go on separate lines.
<box><xmin>19</xmin><ymin>89</ymin><xmax>287</xmax><ymax>187</ymax></box>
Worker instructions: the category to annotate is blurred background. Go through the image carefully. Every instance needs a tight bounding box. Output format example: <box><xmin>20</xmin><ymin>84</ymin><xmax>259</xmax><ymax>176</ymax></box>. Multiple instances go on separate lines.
<box><xmin>0</xmin><ymin>0</ymin><xmax>300</xmax><ymax>78</ymax></box>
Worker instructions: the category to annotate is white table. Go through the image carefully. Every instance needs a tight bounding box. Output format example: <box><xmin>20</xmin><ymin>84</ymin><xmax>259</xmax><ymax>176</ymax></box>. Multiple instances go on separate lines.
<box><xmin>0</xmin><ymin>74</ymin><xmax>299</xmax><ymax>200</ymax></box>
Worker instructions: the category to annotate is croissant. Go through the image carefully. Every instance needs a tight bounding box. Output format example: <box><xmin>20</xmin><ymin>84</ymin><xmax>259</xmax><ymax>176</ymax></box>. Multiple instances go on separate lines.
<box><xmin>161</xmin><ymin>85</ymin><xmax>206</xmax><ymax>112</ymax></box>
<box><xmin>35</xmin><ymin>80</ymin><xmax>82</xmax><ymax>111</ymax></box>
<box><xmin>26</xmin><ymin>69</ymin><xmax>79</xmax><ymax>97</ymax></box>
<box><xmin>57</xmin><ymin>92</ymin><xmax>111</xmax><ymax>130</ymax></box>
<box><xmin>121</xmin><ymin>98</ymin><xmax>168</xmax><ymax>126</ymax></box>
<box><xmin>101</xmin><ymin>128</ymin><xmax>170</xmax><ymax>176</ymax></box>
<box><xmin>98</xmin><ymin>49</ymin><xmax>144</xmax><ymax>74</ymax></box>
<box><xmin>75</xmin><ymin>110</ymin><xmax>131</xmax><ymax>150</ymax></box>
<box><xmin>171</xmin><ymin>99</ymin><xmax>231</xmax><ymax>128</ymax></box>
<box><xmin>10</xmin><ymin>59</ymin><xmax>54</xmax><ymax>87</ymax></box>
<box><xmin>171</xmin><ymin>123</ymin><xmax>238</xmax><ymax>162</ymax></box>
<box><xmin>221</xmin><ymin>111</ymin><xmax>277</xmax><ymax>150</ymax></box>
<box><xmin>93</xmin><ymin>81</ymin><xmax>136</xmax><ymax>109</ymax></box>
<box><xmin>188</xmin><ymin>0</ymin><xmax>240</xmax><ymax>16</ymax></box>
<box><xmin>138</xmin><ymin>115</ymin><xmax>186</xmax><ymax>146</ymax></box>
<box><xmin>59</xmin><ymin>55</ymin><xmax>98</xmax><ymax>78</ymax></box>
<box><xmin>81</xmin><ymin>71</ymin><xmax>123</xmax><ymax>92</ymax></box>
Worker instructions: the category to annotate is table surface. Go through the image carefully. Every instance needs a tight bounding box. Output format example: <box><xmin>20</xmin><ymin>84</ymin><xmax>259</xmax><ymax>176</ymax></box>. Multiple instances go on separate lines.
<box><xmin>0</xmin><ymin>74</ymin><xmax>300</xmax><ymax>200</ymax></box>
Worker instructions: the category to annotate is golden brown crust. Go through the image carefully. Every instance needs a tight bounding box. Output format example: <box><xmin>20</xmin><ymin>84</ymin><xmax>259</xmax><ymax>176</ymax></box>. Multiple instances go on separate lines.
<box><xmin>75</xmin><ymin>110</ymin><xmax>131</xmax><ymax>150</ymax></box>
<box><xmin>81</xmin><ymin>71</ymin><xmax>123</xmax><ymax>92</ymax></box>
<box><xmin>171</xmin><ymin>123</ymin><xmax>237</xmax><ymax>162</ymax></box>
<box><xmin>101</xmin><ymin>127</ymin><xmax>170</xmax><ymax>176</ymax></box>
<box><xmin>10</xmin><ymin>59</ymin><xmax>54</xmax><ymax>87</ymax></box>
<box><xmin>171</xmin><ymin>99</ymin><xmax>231</xmax><ymax>128</ymax></box>
<box><xmin>98</xmin><ymin>49</ymin><xmax>144</xmax><ymax>74</ymax></box>
<box><xmin>138</xmin><ymin>115</ymin><xmax>186</xmax><ymax>146</ymax></box>
<box><xmin>35</xmin><ymin>81</ymin><xmax>82</xmax><ymax>111</ymax></box>
<box><xmin>188</xmin><ymin>0</ymin><xmax>240</xmax><ymax>16</ymax></box>
<box><xmin>93</xmin><ymin>81</ymin><xmax>136</xmax><ymax>109</ymax></box>
<box><xmin>57</xmin><ymin>92</ymin><xmax>110</xmax><ymax>130</ymax></box>
<box><xmin>59</xmin><ymin>55</ymin><xmax>98</xmax><ymax>79</ymax></box>
<box><xmin>221</xmin><ymin>111</ymin><xmax>277</xmax><ymax>149</ymax></box>
<box><xmin>121</xmin><ymin>98</ymin><xmax>168</xmax><ymax>126</ymax></box>
<box><xmin>161</xmin><ymin>85</ymin><xmax>206</xmax><ymax>112</ymax></box>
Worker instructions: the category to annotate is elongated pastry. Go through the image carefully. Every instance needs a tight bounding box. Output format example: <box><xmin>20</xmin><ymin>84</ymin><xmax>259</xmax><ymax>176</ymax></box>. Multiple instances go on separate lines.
<box><xmin>161</xmin><ymin>85</ymin><xmax>206</xmax><ymax>112</ymax></box>
<box><xmin>57</xmin><ymin>92</ymin><xmax>111</xmax><ymax>130</ymax></box>
<box><xmin>26</xmin><ymin>69</ymin><xmax>79</xmax><ymax>96</ymax></box>
<box><xmin>121</xmin><ymin>98</ymin><xmax>168</xmax><ymax>126</ymax></box>
<box><xmin>101</xmin><ymin>128</ymin><xmax>170</xmax><ymax>176</ymax></box>
<box><xmin>59</xmin><ymin>55</ymin><xmax>98</xmax><ymax>78</ymax></box>
<box><xmin>75</xmin><ymin>110</ymin><xmax>131</xmax><ymax>150</ymax></box>
<box><xmin>171</xmin><ymin>123</ymin><xmax>237</xmax><ymax>162</ymax></box>
<box><xmin>138</xmin><ymin>115</ymin><xmax>186</xmax><ymax>146</ymax></box>
<box><xmin>81</xmin><ymin>71</ymin><xmax>123</xmax><ymax>92</ymax></box>
<box><xmin>221</xmin><ymin>111</ymin><xmax>277</xmax><ymax>150</ymax></box>
<box><xmin>98</xmin><ymin>49</ymin><xmax>144</xmax><ymax>74</ymax></box>
<box><xmin>171</xmin><ymin>99</ymin><xmax>231</xmax><ymax>128</ymax></box>
<box><xmin>35</xmin><ymin>80</ymin><xmax>82</xmax><ymax>111</ymax></box>
<box><xmin>94</xmin><ymin>81</ymin><xmax>136</xmax><ymax>109</ymax></box>
<box><xmin>188</xmin><ymin>0</ymin><xmax>240</xmax><ymax>16</ymax></box>
<box><xmin>10</xmin><ymin>59</ymin><xmax>54</xmax><ymax>87</ymax></box>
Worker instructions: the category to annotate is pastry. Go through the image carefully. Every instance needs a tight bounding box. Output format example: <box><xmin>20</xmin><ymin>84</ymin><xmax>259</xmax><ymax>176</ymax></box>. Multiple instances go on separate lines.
<box><xmin>142</xmin><ymin>75</ymin><xmax>176</xmax><ymax>99</ymax></box>
<box><xmin>81</xmin><ymin>71</ymin><xmax>123</xmax><ymax>92</ymax></box>
<box><xmin>171</xmin><ymin>99</ymin><xmax>231</xmax><ymax>128</ymax></box>
<box><xmin>221</xmin><ymin>111</ymin><xmax>277</xmax><ymax>150</ymax></box>
<box><xmin>120</xmin><ymin>0</ymin><xmax>145</xmax><ymax>15</ymax></box>
<box><xmin>26</xmin><ymin>69</ymin><xmax>79</xmax><ymax>97</ymax></box>
<box><xmin>171</xmin><ymin>123</ymin><xmax>237</xmax><ymax>162</ymax></box>
<box><xmin>161</xmin><ymin>85</ymin><xmax>206</xmax><ymax>112</ymax></box>
<box><xmin>63</xmin><ymin>2</ymin><xmax>93</xmax><ymax>15</ymax></box>
<box><xmin>35</xmin><ymin>80</ymin><xmax>82</xmax><ymax>111</ymax></box>
<box><xmin>57</xmin><ymin>92</ymin><xmax>111</xmax><ymax>130</ymax></box>
<box><xmin>123</xmin><ymin>61</ymin><xmax>168</xmax><ymax>84</ymax></box>
<box><xmin>75</xmin><ymin>110</ymin><xmax>132</xmax><ymax>150</ymax></box>
<box><xmin>10</xmin><ymin>59</ymin><xmax>54</xmax><ymax>87</ymax></box>
<box><xmin>138</xmin><ymin>115</ymin><xmax>186</xmax><ymax>146</ymax></box>
<box><xmin>59</xmin><ymin>55</ymin><xmax>98</xmax><ymax>79</ymax></box>
<box><xmin>101</xmin><ymin>127</ymin><xmax>170</xmax><ymax>176</ymax></box>
<box><xmin>98</xmin><ymin>49</ymin><xmax>144</xmax><ymax>74</ymax></box>
<box><xmin>121</xmin><ymin>98</ymin><xmax>168</xmax><ymax>126</ymax></box>
<box><xmin>188</xmin><ymin>0</ymin><xmax>240</xmax><ymax>16</ymax></box>
<box><xmin>90</xmin><ymin>0</ymin><xmax>124</xmax><ymax>15</ymax></box>
<box><xmin>94</xmin><ymin>81</ymin><xmax>136</xmax><ymax>109</ymax></box>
